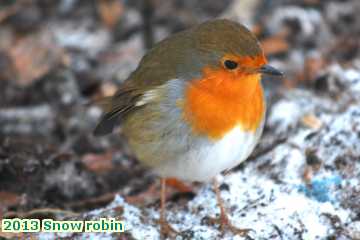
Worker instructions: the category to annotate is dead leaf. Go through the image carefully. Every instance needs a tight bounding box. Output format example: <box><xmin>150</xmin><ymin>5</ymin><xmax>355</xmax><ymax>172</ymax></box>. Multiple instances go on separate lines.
<box><xmin>82</xmin><ymin>151</ymin><xmax>114</xmax><ymax>173</ymax></box>
<box><xmin>0</xmin><ymin>51</ymin><xmax>17</xmax><ymax>81</ymax></box>
<box><xmin>8</xmin><ymin>30</ymin><xmax>64</xmax><ymax>86</ymax></box>
<box><xmin>283</xmin><ymin>77</ymin><xmax>298</xmax><ymax>89</ymax></box>
<box><xmin>0</xmin><ymin>231</ymin><xmax>24</xmax><ymax>240</ymax></box>
<box><xmin>0</xmin><ymin>191</ymin><xmax>21</xmax><ymax>209</ymax></box>
<box><xmin>0</xmin><ymin>191</ymin><xmax>21</xmax><ymax>224</ymax></box>
<box><xmin>100</xmin><ymin>82</ymin><xmax>118</xmax><ymax>97</ymax></box>
<box><xmin>165</xmin><ymin>178</ymin><xmax>193</xmax><ymax>193</ymax></box>
<box><xmin>303</xmin><ymin>165</ymin><xmax>313</xmax><ymax>184</ymax></box>
<box><xmin>252</xmin><ymin>24</ymin><xmax>263</xmax><ymax>36</ymax></box>
<box><xmin>303</xmin><ymin>0</ymin><xmax>321</xmax><ymax>5</ymax></box>
<box><xmin>301</xmin><ymin>114</ymin><xmax>323</xmax><ymax>130</ymax></box>
<box><xmin>304</xmin><ymin>56</ymin><xmax>326</xmax><ymax>82</ymax></box>
<box><xmin>261</xmin><ymin>36</ymin><xmax>289</xmax><ymax>55</ymax></box>
<box><xmin>97</xmin><ymin>0</ymin><xmax>124</xmax><ymax>29</ymax></box>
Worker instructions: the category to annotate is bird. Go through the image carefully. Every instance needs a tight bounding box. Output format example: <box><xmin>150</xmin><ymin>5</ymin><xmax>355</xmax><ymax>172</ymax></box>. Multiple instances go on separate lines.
<box><xmin>94</xmin><ymin>19</ymin><xmax>282</xmax><ymax>238</ymax></box>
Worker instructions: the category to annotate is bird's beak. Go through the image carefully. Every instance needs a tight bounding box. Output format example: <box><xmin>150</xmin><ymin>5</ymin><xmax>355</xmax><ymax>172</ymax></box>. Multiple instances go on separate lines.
<box><xmin>259</xmin><ymin>65</ymin><xmax>283</xmax><ymax>76</ymax></box>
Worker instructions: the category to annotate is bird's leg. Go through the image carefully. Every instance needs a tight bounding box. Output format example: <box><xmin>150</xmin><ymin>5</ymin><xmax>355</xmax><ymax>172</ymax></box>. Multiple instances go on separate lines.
<box><xmin>210</xmin><ymin>178</ymin><xmax>252</xmax><ymax>236</ymax></box>
<box><xmin>159</xmin><ymin>178</ymin><xmax>179</xmax><ymax>239</ymax></box>
<box><xmin>126</xmin><ymin>177</ymin><xmax>192</xmax><ymax>206</ymax></box>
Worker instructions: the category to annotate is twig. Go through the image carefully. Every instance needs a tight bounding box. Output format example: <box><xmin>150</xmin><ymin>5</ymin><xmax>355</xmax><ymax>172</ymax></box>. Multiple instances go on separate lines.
<box><xmin>272</xmin><ymin>224</ymin><xmax>284</xmax><ymax>240</ymax></box>
<box><xmin>66</xmin><ymin>192</ymin><xmax>117</xmax><ymax>212</ymax></box>
<box><xmin>231</xmin><ymin>135</ymin><xmax>288</xmax><ymax>173</ymax></box>
<box><xmin>3</xmin><ymin>208</ymin><xmax>79</xmax><ymax>219</ymax></box>
<box><xmin>248</xmin><ymin>135</ymin><xmax>288</xmax><ymax>161</ymax></box>
<box><xmin>142</xmin><ymin>0</ymin><xmax>154</xmax><ymax>49</ymax></box>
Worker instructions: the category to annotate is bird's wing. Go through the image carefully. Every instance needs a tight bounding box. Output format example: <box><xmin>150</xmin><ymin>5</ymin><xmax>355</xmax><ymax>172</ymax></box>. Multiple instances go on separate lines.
<box><xmin>94</xmin><ymin>33</ymin><xmax>182</xmax><ymax>137</ymax></box>
<box><xmin>93</xmin><ymin>86</ymin><xmax>143</xmax><ymax>136</ymax></box>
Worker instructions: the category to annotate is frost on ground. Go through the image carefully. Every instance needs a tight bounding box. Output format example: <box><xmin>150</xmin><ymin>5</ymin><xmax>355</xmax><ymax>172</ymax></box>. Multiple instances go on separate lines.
<box><xmin>37</xmin><ymin>65</ymin><xmax>360</xmax><ymax>239</ymax></box>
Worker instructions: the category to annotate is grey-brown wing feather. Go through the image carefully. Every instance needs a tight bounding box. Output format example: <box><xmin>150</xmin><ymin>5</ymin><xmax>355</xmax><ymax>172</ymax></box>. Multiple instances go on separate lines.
<box><xmin>93</xmin><ymin>88</ymin><xmax>142</xmax><ymax>136</ymax></box>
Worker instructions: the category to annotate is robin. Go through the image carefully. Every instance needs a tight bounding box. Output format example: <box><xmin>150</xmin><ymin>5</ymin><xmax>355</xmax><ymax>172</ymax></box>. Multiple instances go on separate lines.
<box><xmin>94</xmin><ymin>19</ymin><xmax>282</xmax><ymax>237</ymax></box>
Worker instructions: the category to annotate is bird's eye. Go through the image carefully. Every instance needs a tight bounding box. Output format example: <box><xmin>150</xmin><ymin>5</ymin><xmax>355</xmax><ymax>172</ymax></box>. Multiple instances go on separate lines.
<box><xmin>224</xmin><ymin>60</ymin><xmax>238</xmax><ymax>70</ymax></box>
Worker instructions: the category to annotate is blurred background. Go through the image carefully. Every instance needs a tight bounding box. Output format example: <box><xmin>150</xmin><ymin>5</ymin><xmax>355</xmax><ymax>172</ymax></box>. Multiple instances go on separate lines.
<box><xmin>0</xmin><ymin>0</ymin><xmax>359</xmax><ymax>230</ymax></box>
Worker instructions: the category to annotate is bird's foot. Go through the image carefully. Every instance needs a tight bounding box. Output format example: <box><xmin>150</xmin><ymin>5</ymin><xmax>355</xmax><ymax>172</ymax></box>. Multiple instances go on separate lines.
<box><xmin>208</xmin><ymin>213</ymin><xmax>253</xmax><ymax>237</ymax></box>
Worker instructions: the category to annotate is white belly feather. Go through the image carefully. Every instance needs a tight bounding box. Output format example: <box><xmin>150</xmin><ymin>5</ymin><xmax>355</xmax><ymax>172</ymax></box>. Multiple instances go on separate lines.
<box><xmin>154</xmin><ymin>126</ymin><xmax>260</xmax><ymax>182</ymax></box>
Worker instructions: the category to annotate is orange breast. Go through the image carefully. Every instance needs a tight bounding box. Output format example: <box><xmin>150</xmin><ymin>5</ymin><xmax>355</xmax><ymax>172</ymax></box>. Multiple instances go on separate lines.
<box><xmin>183</xmin><ymin>67</ymin><xmax>265</xmax><ymax>140</ymax></box>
